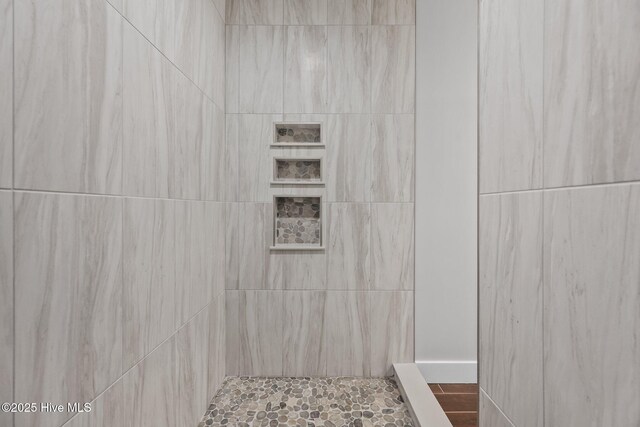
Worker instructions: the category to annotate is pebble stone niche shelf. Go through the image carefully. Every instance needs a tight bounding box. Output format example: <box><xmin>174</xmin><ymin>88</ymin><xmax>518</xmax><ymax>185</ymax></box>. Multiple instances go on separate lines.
<box><xmin>271</xmin><ymin>196</ymin><xmax>324</xmax><ymax>251</ymax></box>
<box><xmin>272</xmin><ymin>122</ymin><xmax>323</xmax><ymax>147</ymax></box>
<box><xmin>271</xmin><ymin>157</ymin><xmax>324</xmax><ymax>186</ymax></box>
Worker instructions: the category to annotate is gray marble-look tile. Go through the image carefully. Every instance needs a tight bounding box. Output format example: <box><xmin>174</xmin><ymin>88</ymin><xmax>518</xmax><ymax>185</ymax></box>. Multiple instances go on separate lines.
<box><xmin>325</xmin><ymin>115</ymin><xmax>371</xmax><ymax>202</ymax></box>
<box><xmin>544</xmin><ymin>184</ymin><xmax>640</xmax><ymax>426</ymax></box>
<box><xmin>370</xmin><ymin>203</ymin><xmax>414</xmax><ymax>290</ymax></box>
<box><xmin>123</xmin><ymin>336</ymin><xmax>177</xmax><ymax>427</ymax></box>
<box><xmin>237</xmin><ymin>26</ymin><xmax>284</xmax><ymax>113</ymax></box>
<box><xmin>0</xmin><ymin>192</ymin><xmax>11</xmax><ymax>427</ymax></box>
<box><xmin>208</xmin><ymin>294</ymin><xmax>226</xmax><ymax>399</ymax></box>
<box><xmin>370</xmin><ymin>291</ymin><xmax>414</xmax><ymax>377</ymax></box>
<box><xmin>63</xmin><ymin>380</ymin><xmax>124</xmax><ymax>427</ymax></box>
<box><xmin>479</xmin><ymin>0</ymin><xmax>542</xmax><ymax>194</ymax></box>
<box><xmin>224</xmin><ymin>116</ymin><xmax>239</xmax><ymax>202</ymax></box>
<box><xmin>14</xmin><ymin>193</ymin><xmax>122</xmax><ymax>427</ymax></box>
<box><xmin>372</xmin><ymin>0</ymin><xmax>414</xmax><ymax>24</ymax></box>
<box><xmin>326</xmin><ymin>203</ymin><xmax>370</xmax><ymax>290</ymax></box>
<box><xmin>269</xmin><ymin>251</ymin><xmax>327</xmax><ymax>290</ymax></box>
<box><xmin>283</xmin><ymin>291</ymin><xmax>328</xmax><ymax>376</ymax></box>
<box><xmin>225</xmin><ymin>26</ymin><xmax>240</xmax><ymax>113</ymax></box>
<box><xmin>123</xmin><ymin>0</ymin><xmax>175</xmax><ymax>61</ymax></box>
<box><xmin>372</xmin><ymin>114</ymin><xmax>415</xmax><ymax>202</ymax></box>
<box><xmin>371</xmin><ymin>25</ymin><xmax>415</xmax><ymax>114</ymax></box>
<box><xmin>0</xmin><ymin>0</ymin><xmax>11</xmax><ymax>189</ymax></box>
<box><xmin>174</xmin><ymin>0</ymin><xmax>203</xmax><ymax>85</ymax></box>
<box><xmin>226</xmin><ymin>290</ymin><xmax>284</xmax><ymax>376</ymax></box>
<box><xmin>238</xmin><ymin>203</ymin><xmax>272</xmax><ymax>289</ymax></box>
<box><xmin>327</xmin><ymin>26</ymin><xmax>370</xmax><ymax>113</ymax></box>
<box><xmin>123</xmin><ymin>24</ymin><xmax>176</xmax><ymax>198</ymax></box>
<box><xmin>480</xmin><ymin>389</ymin><xmax>515</xmax><ymax>427</ymax></box>
<box><xmin>226</xmin><ymin>0</ymin><xmax>284</xmax><ymax>24</ymax></box>
<box><xmin>544</xmin><ymin>0</ymin><xmax>640</xmax><ymax>188</ymax></box>
<box><xmin>123</xmin><ymin>198</ymin><xmax>176</xmax><ymax>372</ymax></box>
<box><xmin>213</xmin><ymin>0</ymin><xmax>225</xmax><ymax>21</ymax></box>
<box><xmin>198</xmin><ymin>0</ymin><xmax>226</xmax><ymax>106</ymax></box>
<box><xmin>225</xmin><ymin>203</ymin><xmax>239</xmax><ymax>289</ymax></box>
<box><xmin>204</xmin><ymin>100</ymin><xmax>226</xmax><ymax>201</ymax></box>
<box><xmin>479</xmin><ymin>192</ymin><xmax>543</xmax><ymax>427</ymax></box>
<box><xmin>285</xmin><ymin>0</ymin><xmax>328</xmax><ymax>24</ymax></box>
<box><xmin>14</xmin><ymin>0</ymin><xmax>122</xmax><ymax>194</ymax></box>
<box><xmin>176</xmin><ymin>308</ymin><xmax>209</xmax><ymax>427</ymax></box>
<box><xmin>327</xmin><ymin>0</ymin><xmax>371</xmax><ymax>24</ymax></box>
<box><xmin>325</xmin><ymin>291</ymin><xmax>370</xmax><ymax>376</ymax></box>
<box><xmin>285</xmin><ymin>26</ymin><xmax>328</xmax><ymax>113</ymax></box>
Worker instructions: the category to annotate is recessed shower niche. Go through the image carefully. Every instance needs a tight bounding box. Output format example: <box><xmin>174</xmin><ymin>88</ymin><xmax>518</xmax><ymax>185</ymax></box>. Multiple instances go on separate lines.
<box><xmin>271</xmin><ymin>196</ymin><xmax>323</xmax><ymax>250</ymax></box>
<box><xmin>273</xmin><ymin>123</ymin><xmax>323</xmax><ymax>147</ymax></box>
<box><xmin>272</xmin><ymin>158</ymin><xmax>324</xmax><ymax>185</ymax></box>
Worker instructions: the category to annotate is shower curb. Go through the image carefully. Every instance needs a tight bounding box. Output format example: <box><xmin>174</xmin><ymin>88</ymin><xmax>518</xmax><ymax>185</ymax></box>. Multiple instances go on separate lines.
<box><xmin>393</xmin><ymin>363</ymin><xmax>453</xmax><ymax>427</ymax></box>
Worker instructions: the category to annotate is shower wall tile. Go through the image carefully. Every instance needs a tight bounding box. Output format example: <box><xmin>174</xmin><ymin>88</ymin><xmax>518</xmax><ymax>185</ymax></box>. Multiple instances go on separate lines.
<box><xmin>65</xmin><ymin>379</ymin><xmax>124</xmax><ymax>427</ymax></box>
<box><xmin>226</xmin><ymin>290</ymin><xmax>284</xmax><ymax>376</ymax></box>
<box><xmin>174</xmin><ymin>0</ymin><xmax>203</xmax><ymax>85</ymax></box>
<box><xmin>325</xmin><ymin>115</ymin><xmax>371</xmax><ymax>202</ymax></box>
<box><xmin>326</xmin><ymin>203</ymin><xmax>371</xmax><ymax>290</ymax></box>
<box><xmin>226</xmin><ymin>26</ymin><xmax>240</xmax><ymax>112</ymax></box>
<box><xmin>237</xmin><ymin>203</ymin><xmax>272</xmax><ymax>289</ymax></box>
<box><xmin>0</xmin><ymin>192</ymin><xmax>12</xmax><ymax>427</ymax></box>
<box><xmin>479</xmin><ymin>192</ymin><xmax>543</xmax><ymax>427</ymax></box>
<box><xmin>372</xmin><ymin>0</ymin><xmax>415</xmax><ymax>24</ymax></box>
<box><xmin>213</xmin><ymin>0</ymin><xmax>226</xmax><ymax>21</ymax></box>
<box><xmin>480</xmin><ymin>389</ymin><xmax>514</xmax><ymax>427</ymax></box>
<box><xmin>14</xmin><ymin>193</ymin><xmax>122</xmax><ymax>427</ymax></box>
<box><xmin>224</xmin><ymin>116</ymin><xmax>239</xmax><ymax>202</ymax></box>
<box><xmin>325</xmin><ymin>291</ymin><xmax>370</xmax><ymax>376</ymax></box>
<box><xmin>14</xmin><ymin>0</ymin><xmax>122</xmax><ymax>194</ymax></box>
<box><xmin>208</xmin><ymin>294</ymin><xmax>226</xmax><ymax>399</ymax></box>
<box><xmin>371</xmin><ymin>203</ymin><xmax>414</xmax><ymax>290</ymax></box>
<box><xmin>269</xmin><ymin>251</ymin><xmax>327</xmax><ymax>290</ymax></box>
<box><xmin>123</xmin><ymin>198</ymin><xmax>176</xmax><ymax>372</ymax></box>
<box><xmin>225</xmin><ymin>203</ymin><xmax>240</xmax><ymax>289</ymax></box>
<box><xmin>283</xmin><ymin>291</ymin><xmax>328</xmax><ymax>376</ymax></box>
<box><xmin>176</xmin><ymin>309</ymin><xmax>209</xmax><ymax>427</ymax></box>
<box><xmin>327</xmin><ymin>0</ymin><xmax>371</xmax><ymax>24</ymax></box>
<box><xmin>544</xmin><ymin>0</ymin><xmax>640</xmax><ymax>188</ymax></box>
<box><xmin>226</xmin><ymin>0</ymin><xmax>284</xmax><ymax>24</ymax></box>
<box><xmin>543</xmin><ymin>184</ymin><xmax>640</xmax><ymax>426</ymax></box>
<box><xmin>479</xmin><ymin>0</ymin><xmax>543</xmax><ymax>194</ymax></box>
<box><xmin>284</xmin><ymin>26</ymin><xmax>328</xmax><ymax>113</ymax></box>
<box><xmin>204</xmin><ymin>101</ymin><xmax>227</xmax><ymax>201</ymax></box>
<box><xmin>372</xmin><ymin>114</ymin><xmax>415</xmax><ymax>202</ymax></box>
<box><xmin>370</xmin><ymin>291</ymin><xmax>414</xmax><ymax>376</ymax></box>
<box><xmin>327</xmin><ymin>26</ymin><xmax>371</xmax><ymax>113</ymax></box>
<box><xmin>371</xmin><ymin>25</ymin><xmax>415</xmax><ymax>113</ymax></box>
<box><xmin>200</xmin><ymin>0</ymin><xmax>226</xmax><ymax>107</ymax></box>
<box><xmin>0</xmin><ymin>0</ymin><xmax>11</xmax><ymax>189</ymax></box>
<box><xmin>123</xmin><ymin>336</ymin><xmax>177</xmax><ymax>427</ymax></box>
<box><xmin>285</xmin><ymin>0</ymin><xmax>328</xmax><ymax>24</ymax></box>
<box><xmin>123</xmin><ymin>24</ymin><xmax>176</xmax><ymax>198</ymax></box>
<box><xmin>123</xmin><ymin>0</ymin><xmax>176</xmax><ymax>61</ymax></box>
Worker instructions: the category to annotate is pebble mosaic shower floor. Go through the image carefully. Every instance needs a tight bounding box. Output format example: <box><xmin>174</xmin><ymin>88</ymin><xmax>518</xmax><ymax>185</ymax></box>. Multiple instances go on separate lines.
<box><xmin>198</xmin><ymin>377</ymin><xmax>414</xmax><ymax>427</ymax></box>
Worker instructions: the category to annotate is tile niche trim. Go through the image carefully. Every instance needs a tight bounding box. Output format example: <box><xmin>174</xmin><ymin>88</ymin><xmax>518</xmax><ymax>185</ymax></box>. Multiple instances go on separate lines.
<box><xmin>272</xmin><ymin>122</ymin><xmax>324</xmax><ymax>147</ymax></box>
<box><xmin>271</xmin><ymin>157</ymin><xmax>324</xmax><ymax>186</ymax></box>
<box><xmin>271</xmin><ymin>195</ymin><xmax>324</xmax><ymax>251</ymax></box>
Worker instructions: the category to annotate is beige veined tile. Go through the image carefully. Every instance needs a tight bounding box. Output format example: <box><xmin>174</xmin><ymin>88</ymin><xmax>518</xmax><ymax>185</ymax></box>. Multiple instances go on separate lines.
<box><xmin>0</xmin><ymin>191</ymin><xmax>12</xmax><ymax>427</ymax></box>
<box><xmin>372</xmin><ymin>0</ymin><xmax>415</xmax><ymax>24</ymax></box>
<box><xmin>327</xmin><ymin>0</ymin><xmax>371</xmax><ymax>24</ymax></box>
<box><xmin>63</xmin><ymin>379</ymin><xmax>125</xmax><ymax>427</ymax></box>
<box><xmin>14</xmin><ymin>192</ymin><xmax>122</xmax><ymax>427</ymax></box>
<box><xmin>14</xmin><ymin>0</ymin><xmax>122</xmax><ymax>194</ymax></box>
<box><xmin>543</xmin><ymin>184</ymin><xmax>640</xmax><ymax>426</ymax></box>
<box><xmin>479</xmin><ymin>192</ymin><xmax>543</xmax><ymax>427</ymax></box>
<box><xmin>0</xmin><ymin>0</ymin><xmax>11</xmax><ymax>189</ymax></box>
<box><xmin>226</xmin><ymin>0</ymin><xmax>284</xmax><ymax>24</ymax></box>
<box><xmin>123</xmin><ymin>0</ymin><xmax>176</xmax><ymax>61</ymax></box>
<box><xmin>285</xmin><ymin>0</ymin><xmax>327</xmax><ymax>24</ymax></box>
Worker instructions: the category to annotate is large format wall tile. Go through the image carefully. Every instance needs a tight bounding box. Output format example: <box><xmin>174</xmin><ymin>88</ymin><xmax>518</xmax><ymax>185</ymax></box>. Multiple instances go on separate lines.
<box><xmin>14</xmin><ymin>193</ymin><xmax>122</xmax><ymax>427</ymax></box>
<box><xmin>269</xmin><ymin>251</ymin><xmax>327</xmax><ymax>290</ymax></box>
<box><xmin>208</xmin><ymin>295</ymin><xmax>226</xmax><ymax>399</ymax></box>
<box><xmin>123</xmin><ymin>337</ymin><xmax>177</xmax><ymax>427</ymax></box>
<box><xmin>226</xmin><ymin>291</ymin><xmax>284</xmax><ymax>376</ymax></box>
<box><xmin>544</xmin><ymin>0</ymin><xmax>640</xmax><ymax>187</ymax></box>
<box><xmin>204</xmin><ymin>100</ymin><xmax>227</xmax><ymax>201</ymax></box>
<box><xmin>325</xmin><ymin>292</ymin><xmax>370</xmax><ymax>376</ymax></box>
<box><xmin>198</xmin><ymin>0</ymin><xmax>225</xmax><ymax>105</ymax></box>
<box><xmin>544</xmin><ymin>184</ymin><xmax>640</xmax><ymax>426</ymax></box>
<box><xmin>285</xmin><ymin>0</ymin><xmax>327</xmax><ymax>24</ymax></box>
<box><xmin>325</xmin><ymin>115</ymin><xmax>371</xmax><ymax>201</ymax></box>
<box><xmin>123</xmin><ymin>199</ymin><xmax>176</xmax><ymax>371</ymax></box>
<box><xmin>174</xmin><ymin>0</ymin><xmax>203</xmax><ymax>85</ymax></box>
<box><xmin>0</xmin><ymin>192</ymin><xmax>11</xmax><ymax>427</ymax></box>
<box><xmin>0</xmin><ymin>0</ymin><xmax>11</xmax><ymax>188</ymax></box>
<box><xmin>480</xmin><ymin>389</ymin><xmax>514</xmax><ymax>427</ymax></box>
<box><xmin>284</xmin><ymin>26</ymin><xmax>328</xmax><ymax>113</ymax></box>
<box><xmin>371</xmin><ymin>25</ymin><xmax>415</xmax><ymax>114</ymax></box>
<box><xmin>479</xmin><ymin>0</ymin><xmax>542</xmax><ymax>194</ymax></box>
<box><xmin>327</xmin><ymin>26</ymin><xmax>370</xmax><ymax>113</ymax></box>
<box><xmin>479</xmin><ymin>192</ymin><xmax>543</xmax><ymax>427</ymax></box>
<box><xmin>226</xmin><ymin>0</ymin><xmax>284</xmax><ymax>24</ymax></box>
<box><xmin>370</xmin><ymin>292</ymin><xmax>414</xmax><ymax>376</ymax></box>
<box><xmin>225</xmin><ymin>203</ymin><xmax>240</xmax><ymax>289</ymax></box>
<box><xmin>326</xmin><ymin>203</ymin><xmax>370</xmax><ymax>290</ymax></box>
<box><xmin>371</xmin><ymin>203</ymin><xmax>414</xmax><ymax>290</ymax></box>
<box><xmin>14</xmin><ymin>0</ymin><xmax>122</xmax><ymax>194</ymax></box>
<box><xmin>65</xmin><ymin>380</ymin><xmax>124</xmax><ymax>427</ymax></box>
<box><xmin>372</xmin><ymin>114</ymin><xmax>415</xmax><ymax>202</ymax></box>
<box><xmin>123</xmin><ymin>24</ymin><xmax>176</xmax><ymax>198</ymax></box>
<box><xmin>237</xmin><ymin>203</ymin><xmax>272</xmax><ymax>289</ymax></box>
<box><xmin>283</xmin><ymin>291</ymin><xmax>328</xmax><ymax>376</ymax></box>
<box><xmin>372</xmin><ymin>0</ymin><xmax>415</xmax><ymax>24</ymax></box>
<box><xmin>327</xmin><ymin>0</ymin><xmax>371</xmax><ymax>24</ymax></box>
<box><xmin>123</xmin><ymin>0</ymin><xmax>176</xmax><ymax>61</ymax></box>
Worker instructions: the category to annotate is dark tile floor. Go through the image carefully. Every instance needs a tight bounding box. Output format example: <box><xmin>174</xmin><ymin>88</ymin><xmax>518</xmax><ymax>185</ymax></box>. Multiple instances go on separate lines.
<box><xmin>429</xmin><ymin>384</ymin><xmax>478</xmax><ymax>427</ymax></box>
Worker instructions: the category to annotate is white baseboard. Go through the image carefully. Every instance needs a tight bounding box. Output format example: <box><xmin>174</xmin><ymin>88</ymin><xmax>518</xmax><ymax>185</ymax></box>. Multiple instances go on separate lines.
<box><xmin>416</xmin><ymin>360</ymin><xmax>477</xmax><ymax>383</ymax></box>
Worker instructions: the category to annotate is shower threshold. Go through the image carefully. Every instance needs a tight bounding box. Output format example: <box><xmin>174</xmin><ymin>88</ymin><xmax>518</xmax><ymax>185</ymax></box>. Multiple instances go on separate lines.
<box><xmin>198</xmin><ymin>376</ymin><xmax>414</xmax><ymax>427</ymax></box>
